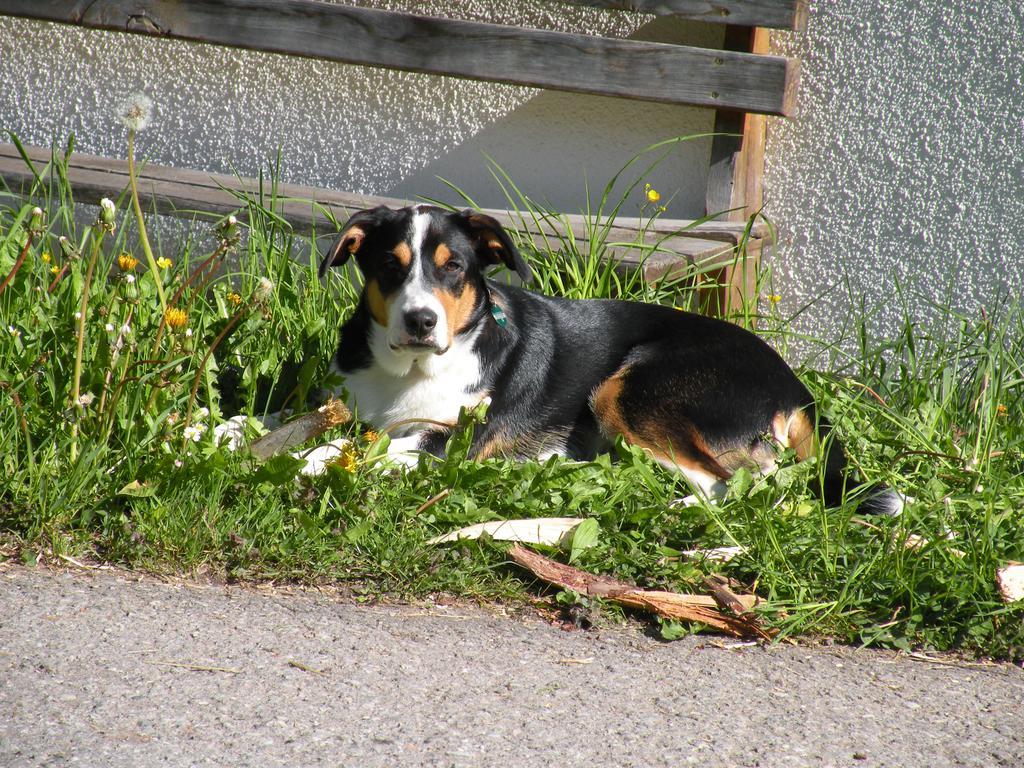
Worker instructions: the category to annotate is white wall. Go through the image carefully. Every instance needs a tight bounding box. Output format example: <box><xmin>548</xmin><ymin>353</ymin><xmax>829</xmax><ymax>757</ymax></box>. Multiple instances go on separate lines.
<box><xmin>0</xmin><ymin>2</ymin><xmax>722</xmax><ymax>219</ymax></box>
<box><xmin>764</xmin><ymin>1</ymin><xmax>1024</xmax><ymax>355</ymax></box>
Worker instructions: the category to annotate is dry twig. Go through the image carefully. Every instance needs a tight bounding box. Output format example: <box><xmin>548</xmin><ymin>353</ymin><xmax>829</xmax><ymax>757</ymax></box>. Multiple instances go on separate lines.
<box><xmin>508</xmin><ymin>544</ymin><xmax>772</xmax><ymax>639</ymax></box>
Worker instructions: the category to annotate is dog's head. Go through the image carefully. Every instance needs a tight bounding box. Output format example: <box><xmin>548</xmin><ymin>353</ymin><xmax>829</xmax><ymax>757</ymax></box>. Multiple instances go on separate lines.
<box><xmin>320</xmin><ymin>205</ymin><xmax>531</xmax><ymax>355</ymax></box>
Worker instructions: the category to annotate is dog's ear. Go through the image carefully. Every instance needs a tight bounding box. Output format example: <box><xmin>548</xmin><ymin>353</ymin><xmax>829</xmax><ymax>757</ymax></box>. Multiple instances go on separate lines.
<box><xmin>458</xmin><ymin>210</ymin><xmax>533</xmax><ymax>284</ymax></box>
<box><xmin>319</xmin><ymin>206</ymin><xmax>391</xmax><ymax>278</ymax></box>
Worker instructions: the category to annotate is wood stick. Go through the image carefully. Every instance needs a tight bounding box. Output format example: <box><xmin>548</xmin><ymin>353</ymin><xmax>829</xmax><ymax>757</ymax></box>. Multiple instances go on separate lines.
<box><xmin>508</xmin><ymin>544</ymin><xmax>772</xmax><ymax>639</ymax></box>
<box><xmin>248</xmin><ymin>400</ymin><xmax>351</xmax><ymax>460</ymax></box>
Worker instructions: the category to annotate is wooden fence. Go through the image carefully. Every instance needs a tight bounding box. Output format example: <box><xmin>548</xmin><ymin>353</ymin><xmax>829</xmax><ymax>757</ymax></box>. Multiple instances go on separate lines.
<box><xmin>0</xmin><ymin>0</ymin><xmax>803</xmax><ymax>309</ymax></box>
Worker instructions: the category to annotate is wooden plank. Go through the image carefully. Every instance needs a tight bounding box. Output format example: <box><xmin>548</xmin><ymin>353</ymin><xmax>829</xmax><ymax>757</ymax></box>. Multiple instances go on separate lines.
<box><xmin>0</xmin><ymin>143</ymin><xmax>757</xmax><ymax>274</ymax></box>
<box><xmin>703</xmin><ymin>26</ymin><xmax>773</xmax><ymax>317</ymax></box>
<box><xmin>0</xmin><ymin>0</ymin><xmax>798</xmax><ymax>116</ymax></box>
<box><xmin>557</xmin><ymin>0</ymin><xmax>807</xmax><ymax>31</ymax></box>
<box><xmin>705</xmin><ymin>27</ymin><xmax>756</xmax><ymax>220</ymax></box>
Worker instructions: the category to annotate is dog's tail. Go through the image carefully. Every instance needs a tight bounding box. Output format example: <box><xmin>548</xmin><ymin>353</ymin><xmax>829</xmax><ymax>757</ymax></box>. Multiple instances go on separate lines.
<box><xmin>814</xmin><ymin>412</ymin><xmax>907</xmax><ymax>516</ymax></box>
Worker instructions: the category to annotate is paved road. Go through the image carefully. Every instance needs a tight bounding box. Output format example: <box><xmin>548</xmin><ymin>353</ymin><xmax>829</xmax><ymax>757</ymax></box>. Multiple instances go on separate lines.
<box><xmin>1</xmin><ymin>565</ymin><xmax>1022</xmax><ymax>767</ymax></box>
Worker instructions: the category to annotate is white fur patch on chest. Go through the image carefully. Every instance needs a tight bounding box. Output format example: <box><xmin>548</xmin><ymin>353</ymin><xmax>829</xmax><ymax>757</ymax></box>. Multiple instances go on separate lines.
<box><xmin>340</xmin><ymin>323</ymin><xmax>485</xmax><ymax>435</ymax></box>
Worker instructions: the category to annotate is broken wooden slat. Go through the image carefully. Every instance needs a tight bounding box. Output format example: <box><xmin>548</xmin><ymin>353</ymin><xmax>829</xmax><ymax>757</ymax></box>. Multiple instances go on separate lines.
<box><xmin>557</xmin><ymin>0</ymin><xmax>808</xmax><ymax>31</ymax></box>
<box><xmin>0</xmin><ymin>0</ymin><xmax>798</xmax><ymax>116</ymax></box>
<box><xmin>0</xmin><ymin>142</ymin><xmax>761</xmax><ymax>276</ymax></box>
<box><xmin>247</xmin><ymin>400</ymin><xmax>351</xmax><ymax>461</ymax></box>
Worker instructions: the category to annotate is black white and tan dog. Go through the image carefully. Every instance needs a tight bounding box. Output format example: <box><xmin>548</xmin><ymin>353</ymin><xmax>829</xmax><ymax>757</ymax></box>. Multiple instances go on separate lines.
<box><xmin>306</xmin><ymin>204</ymin><xmax>902</xmax><ymax>515</ymax></box>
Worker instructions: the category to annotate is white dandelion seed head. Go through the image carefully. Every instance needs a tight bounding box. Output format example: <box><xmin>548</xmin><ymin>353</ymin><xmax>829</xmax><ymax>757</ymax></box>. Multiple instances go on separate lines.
<box><xmin>104</xmin><ymin>323</ymin><xmax>115</xmax><ymax>333</ymax></box>
<box><xmin>124</xmin><ymin>274</ymin><xmax>136</xmax><ymax>284</ymax></box>
<box><xmin>100</xmin><ymin>198</ymin><xmax>115</xmax><ymax>214</ymax></box>
<box><xmin>74</xmin><ymin>312</ymin><xmax>82</xmax><ymax>320</ymax></box>
<box><xmin>255</xmin><ymin>277</ymin><xmax>275</xmax><ymax>301</ymax></box>
<box><xmin>184</xmin><ymin>328</ymin><xmax>193</xmax><ymax>338</ymax></box>
<box><xmin>118</xmin><ymin>93</ymin><xmax>154</xmax><ymax>132</ymax></box>
<box><xmin>227</xmin><ymin>215</ymin><xmax>238</xmax><ymax>226</ymax></box>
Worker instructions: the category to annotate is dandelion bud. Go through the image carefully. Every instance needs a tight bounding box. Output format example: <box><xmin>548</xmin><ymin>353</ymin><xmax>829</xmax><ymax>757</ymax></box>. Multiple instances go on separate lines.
<box><xmin>120</xmin><ymin>275</ymin><xmax>139</xmax><ymax>302</ymax></box>
<box><xmin>59</xmin><ymin>236</ymin><xmax>77</xmax><ymax>260</ymax></box>
<box><xmin>99</xmin><ymin>198</ymin><xmax>117</xmax><ymax>231</ymax></box>
<box><xmin>30</xmin><ymin>206</ymin><xmax>43</xmax><ymax>233</ymax></box>
<box><xmin>219</xmin><ymin>214</ymin><xmax>240</xmax><ymax>243</ymax></box>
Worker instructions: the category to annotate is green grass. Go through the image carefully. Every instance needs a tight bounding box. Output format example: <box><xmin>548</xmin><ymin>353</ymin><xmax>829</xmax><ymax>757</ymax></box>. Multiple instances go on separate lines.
<box><xmin>1</xmin><ymin>135</ymin><xmax>1022</xmax><ymax>660</ymax></box>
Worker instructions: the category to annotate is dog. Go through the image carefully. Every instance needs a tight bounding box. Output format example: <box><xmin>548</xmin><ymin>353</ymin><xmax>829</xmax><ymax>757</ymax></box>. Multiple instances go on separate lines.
<box><xmin>309</xmin><ymin>204</ymin><xmax>902</xmax><ymax>515</ymax></box>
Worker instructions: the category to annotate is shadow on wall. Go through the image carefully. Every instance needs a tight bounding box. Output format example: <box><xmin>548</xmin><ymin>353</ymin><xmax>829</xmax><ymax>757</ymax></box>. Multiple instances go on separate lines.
<box><xmin>388</xmin><ymin>88</ymin><xmax>715</xmax><ymax>218</ymax></box>
<box><xmin>386</xmin><ymin>16</ymin><xmax>724</xmax><ymax>219</ymax></box>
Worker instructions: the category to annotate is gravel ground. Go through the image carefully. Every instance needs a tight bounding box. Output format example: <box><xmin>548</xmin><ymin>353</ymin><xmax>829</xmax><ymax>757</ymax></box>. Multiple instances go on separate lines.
<box><xmin>1</xmin><ymin>564</ymin><xmax>1022</xmax><ymax>768</ymax></box>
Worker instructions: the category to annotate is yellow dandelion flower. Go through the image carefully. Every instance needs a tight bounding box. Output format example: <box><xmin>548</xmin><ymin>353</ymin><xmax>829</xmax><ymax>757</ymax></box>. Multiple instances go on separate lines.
<box><xmin>156</xmin><ymin>256</ymin><xmax>173</xmax><ymax>269</ymax></box>
<box><xmin>50</xmin><ymin>265</ymin><xmax>60</xmax><ymax>275</ymax></box>
<box><xmin>364</xmin><ymin>430</ymin><xmax>379</xmax><ymax>443</ymax></box>
<box><xmin>118</xmin><ymin>252</ymin><xmax>139</xmax><ymax>271</ymax></box>
<box><xmin>41</xmin><ymin>251</ymin><xmax>52</xmax><ymax>264</ymax></box>
<box><xmin>768</xmin><ymin>294</ymin><xmax>782</xmax><ymax>304</ymax></box>
<box><xmin>333</xmin><ymin>445</ymin><xmax>359</xmax><ymax>473</ymax></box>
<box><xmin>164</xmin><ymin>307</ymin><xmax>188</xmax><ymax>329</ymax></box>
<box><xmin>997</xmin><ymin>404</ymin><xmax>1008</xmax><ymax>417</ymax></box>
<box><xmin>646</xmin><ymin>187</ymin><xmax>661</xmax><ymax>204</ymax></box>
<box><xmin>227</xmin><ymin>291</ymin><xmax>243</xmax><ymax>307</ymax></box>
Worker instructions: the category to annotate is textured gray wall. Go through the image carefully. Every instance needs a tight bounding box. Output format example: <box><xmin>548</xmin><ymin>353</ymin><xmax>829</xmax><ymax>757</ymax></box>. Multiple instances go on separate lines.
<box><xmin>0</xmin><ymin>3</ymin><xmax>721</xmax><ymax>219</ymax></box>
<box><xmin>765</xmin><ymin>1</ymin><xmax>1024</xmax><ymax>356</ymax></box>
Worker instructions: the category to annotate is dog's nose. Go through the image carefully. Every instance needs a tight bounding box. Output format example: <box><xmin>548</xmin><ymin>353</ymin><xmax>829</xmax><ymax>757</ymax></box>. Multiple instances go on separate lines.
<box><xmin>403</xmin><ymin>308</ymin><xmax>437</xmax><ymax>338</ymax></box>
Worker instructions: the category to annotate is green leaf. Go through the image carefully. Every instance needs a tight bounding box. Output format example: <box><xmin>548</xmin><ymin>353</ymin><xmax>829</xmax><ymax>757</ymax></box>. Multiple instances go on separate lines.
<box><xmin>659</xmin><ymin>619</ymin><xmax>690</xmax><ymax>641</ymax></box>
<box><xmin>728</xmin><ymin>467</ymin><xmax>753</xmax><ymax>497</ymax></box>
<box><xmin>253</xmin><ymin>454</ymin><xmax>304</xmax><ymax>486</ymax></box>
<box><xmin>344</xmin><ymin>517</ymin><xmax>373</xmax><ymax>544</ymax></box>
<box><xmin>117</xmin><ymin>480</ymin><xmax>156</xmax><ymax>498</ymax></box>
<box><xmin>293</xmin><ymin>507</ymin><xmax>322</xmax><ymax>537</ymax></box>
<box><xmin>569</xmin><ymin>518</ymin><xmax>601</xmax><ymax>563</ymax></box>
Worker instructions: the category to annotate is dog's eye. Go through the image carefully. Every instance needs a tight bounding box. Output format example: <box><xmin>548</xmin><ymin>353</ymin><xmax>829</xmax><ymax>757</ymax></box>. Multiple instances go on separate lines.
<box><xmin>382</xmin><ymin>255</ymin><xmax>403</xmax><ymax>274</ymax></box>
<box><xmin>443</xmin><ymin>261</ymin><xmax>463</xmax><ymax>274</ymax></box>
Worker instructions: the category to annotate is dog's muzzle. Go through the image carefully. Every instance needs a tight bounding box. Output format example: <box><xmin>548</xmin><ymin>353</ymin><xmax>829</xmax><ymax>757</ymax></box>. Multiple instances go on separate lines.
<box><xmin>390</xmin><ymin>308</ymin><xmax>447</xmax><ymax>353</ymax></box>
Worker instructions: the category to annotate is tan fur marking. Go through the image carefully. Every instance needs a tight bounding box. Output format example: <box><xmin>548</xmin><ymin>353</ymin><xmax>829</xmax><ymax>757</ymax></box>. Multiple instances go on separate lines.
<box><xmin>592</xmin><ymin>374</ymin><xmax>629</xmax><ymax>439</ymax></box>
<box><xmin>365</xmin><ymin>279</ymin><xmax>389</xmax><ymax>327</ymax></box>
<box><xmin>593</xmin><ymin>372</ymin><xmax>729</xmax><ymax>480</ymax></box>
<box><xmin>785</xmin><ymin>409</ymin><xmax>817</xmax><ymax>462</ymax></box>
<box><xmin>433</xmin><ymin>243</ymin><xmax>452</xmax><ymax>268</ymax></box>
<box><xmin>391</xmin><ymin>242</ymin><xmax>412</xmax><ymax>268</ymax></box>
<box><xmin>342</xmin><ymin>226</ymin><xmax>365</xmax><ymax>254</ymax></box>
<box><xmin>474</xmin><ymin>433</ymin><xmax>513</xmax><ymax>460</ymax></box>
<box><xmin>433</xmin><ymin>284</ymin><xmax>478</xmax><ymax>339</ymax></box>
